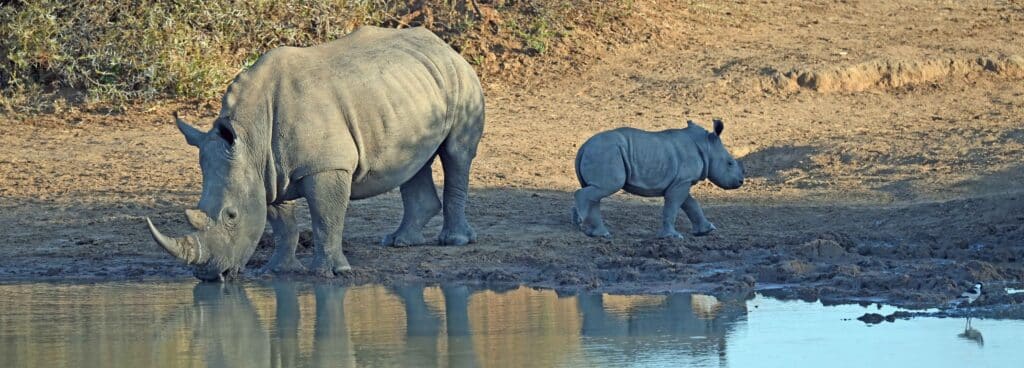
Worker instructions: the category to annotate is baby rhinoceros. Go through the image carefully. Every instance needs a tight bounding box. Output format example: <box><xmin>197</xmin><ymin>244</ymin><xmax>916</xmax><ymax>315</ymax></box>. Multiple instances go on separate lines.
<box><xmin>572</xmin><ymin>119</ymin><xmax>744</xmax><ymax>239</ymax></box>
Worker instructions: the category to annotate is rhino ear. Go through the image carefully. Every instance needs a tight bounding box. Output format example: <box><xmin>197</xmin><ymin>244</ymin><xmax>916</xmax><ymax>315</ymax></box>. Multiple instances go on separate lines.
<box><xmin>713</xmin><ymin>119</ymin><xmax>724</xmax><ymax>136</ymax></box>
<box><xmin>175</xmin><ymin>112</ymin><xmax>205</xmax><ymax>147</ymax></box>
<box><xmin>707</xmin><ymin>132</ymin><xmax>720</xmax><ymax>144</ymax></box>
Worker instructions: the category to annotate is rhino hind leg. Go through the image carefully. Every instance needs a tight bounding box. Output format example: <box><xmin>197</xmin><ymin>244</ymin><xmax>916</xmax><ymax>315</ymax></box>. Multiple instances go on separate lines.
<box><xmin>574</xmin><ymin>187</ymin><xmax>615</xmax><ymax>238</ymax></box>
<box><xmin>437</xmin><ymin>125</ymin><xmax>481</xmax><ymax>246</ymax></box>
<box><xmin>438</xmin><ymin>151</ymin><xmax>477</xmax><ymax>245</ymax></box>
<box><xmin>300</xmin><ymin>170</ymin><xmax>353</xmax><ymax>276</ymax></box>
<box><xmin>383</xmin><ymin>158</ymin><xmax>442</xmax><ymax>247</ymax></box>
<box><xmin>262</xmin><ymin>201</ymin><xmax>306</xmax><ymax>274</ymax></box>
<box><xmin>573</xmin><ymin>147</ymin><xmax>625</xmax><ymax>238</ymax></box>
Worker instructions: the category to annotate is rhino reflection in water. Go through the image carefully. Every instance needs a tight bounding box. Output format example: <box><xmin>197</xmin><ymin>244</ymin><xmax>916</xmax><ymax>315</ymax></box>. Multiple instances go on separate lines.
<box><xmin>577</xmin><ymin>292</ymin><xmax>750</xmax><ymax>362</ymax></box>
<box><xmin>392</xmin><ymin>284</ymin><xmax>477</xmax><ymax>367</ymax></box>
<box><xmin>151</xmin><ymin>285</ymin><xmax>750</xmax><ymax>366</ymax></box>
<box><xmin>158</xmin><ymin>284</ymin><xmax>271</xmax><ymax>368</ymax></box>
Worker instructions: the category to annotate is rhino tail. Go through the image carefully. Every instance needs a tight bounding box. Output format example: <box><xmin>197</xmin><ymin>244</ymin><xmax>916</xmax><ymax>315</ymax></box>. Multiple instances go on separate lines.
<box><xmin>574</xmin><ymin>148</ymin><xmax>587</xmax><ymax>188</ymax></box>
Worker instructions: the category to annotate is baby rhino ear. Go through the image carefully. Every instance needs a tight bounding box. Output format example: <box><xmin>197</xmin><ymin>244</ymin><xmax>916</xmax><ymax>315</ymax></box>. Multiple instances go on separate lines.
<box><xmin>712</xmin><ymin>119</ymin><xmax>724</xmax><ymax>136</ymax></box>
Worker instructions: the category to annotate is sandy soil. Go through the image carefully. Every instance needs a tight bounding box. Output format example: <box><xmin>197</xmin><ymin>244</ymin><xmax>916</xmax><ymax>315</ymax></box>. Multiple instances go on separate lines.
<box><xmin>2</xmin><ymin>0</ymin><xmax>1023</xmax><ymax>310</ymax></box>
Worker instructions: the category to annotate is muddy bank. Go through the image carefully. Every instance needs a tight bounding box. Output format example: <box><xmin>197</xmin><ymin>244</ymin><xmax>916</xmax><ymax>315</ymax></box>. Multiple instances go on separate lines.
<box><xmin>3</xmin><ymin>188</ymin><xmax>1022</xmax><ymax>311</ymax></box>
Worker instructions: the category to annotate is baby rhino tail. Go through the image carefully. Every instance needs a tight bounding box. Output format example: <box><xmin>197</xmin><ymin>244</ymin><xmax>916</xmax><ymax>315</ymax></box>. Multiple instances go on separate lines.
<box><xmin>574</xmin><ymin>148</ymin><xmax>587</xmax><ymax>188</ymax></box>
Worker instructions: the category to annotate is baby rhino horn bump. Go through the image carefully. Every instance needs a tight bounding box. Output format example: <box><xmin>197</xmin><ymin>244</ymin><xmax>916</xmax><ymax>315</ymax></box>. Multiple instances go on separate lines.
<box><xmin>185</xmin><ymin>209</ymin><xmax>211</xmax><ymax>230</ymax></box>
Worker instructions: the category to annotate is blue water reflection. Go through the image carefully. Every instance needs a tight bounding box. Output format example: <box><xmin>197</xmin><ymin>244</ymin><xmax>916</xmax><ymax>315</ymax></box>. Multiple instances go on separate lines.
<box><xmin>1</xmin><ymin>282</ymin><xmax>1022</xmax><ymax>367</ymax></box>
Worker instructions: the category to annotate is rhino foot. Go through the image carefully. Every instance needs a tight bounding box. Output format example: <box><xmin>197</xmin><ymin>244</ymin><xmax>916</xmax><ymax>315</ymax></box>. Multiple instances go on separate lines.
<box><xmin>260</xmin><ymin>255</ymin><xmax>307</xmax><ymax>275</ymax></box>
<box><xmin>692</xmin><ymin>222</ymin><xmax>717</xmax><ymax>237</ymax></box>
<box><xmin>382</xmin><ymin>232</ymin><xmax>429</xmax><ymax>247</ymax></box>
<box><xmin>440</xmin><ymin>224</ymin><xmax>476</xmax><ymax>246</ymax></box>
<box><xmin>583</xmin><ymin>227</ymin><xmax>612</xmax><ymax>239</ymax></box>
<box><xmin>657</xmin><ymin>229</ymin><xmax>685</xmax><ymax>239</ymax></box>
<box><xmin>571</xmin><ymin>207</ymin><xmax>582</xmax><ymax>227</ymax></box>
<box><xmin>311</xmin><ymin>254</ymin><xmax>352</xmax><ymax>277</ymax></box>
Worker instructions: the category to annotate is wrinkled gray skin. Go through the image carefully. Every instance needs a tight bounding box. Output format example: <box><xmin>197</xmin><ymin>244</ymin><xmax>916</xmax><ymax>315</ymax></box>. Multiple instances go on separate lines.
<box><xmin>572</xmin><ymin>120</ymin><xmax>744</xmax><ymax>239</ymax></box>
<box><xmin>145</xmin><ymin>26</ymin><xmax>485</xmax><ymax>281</ymax></box>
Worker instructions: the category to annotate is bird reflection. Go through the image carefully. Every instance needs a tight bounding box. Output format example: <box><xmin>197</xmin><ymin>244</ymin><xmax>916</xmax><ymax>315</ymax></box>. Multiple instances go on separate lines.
<box><xmin>958</xmin><ymin>325</ymin><xmax>984</xmax><ymax>347</ymax></box>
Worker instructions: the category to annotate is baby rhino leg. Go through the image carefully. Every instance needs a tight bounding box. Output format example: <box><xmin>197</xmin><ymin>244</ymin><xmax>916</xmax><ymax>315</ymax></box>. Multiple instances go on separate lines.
<box><xmin>573</xmin><ymin>150</ymin><xmax>626</xmax><ymax>238</ymax></box>
<box><xmin>682</xmin><ymin>196</ymin><xmax>716</xmax><ymax>236</ymax></box>
<box><xmin>658</xmin><ymin>183</ymin><xmax>690</xmax><ymax>239</ymax></box>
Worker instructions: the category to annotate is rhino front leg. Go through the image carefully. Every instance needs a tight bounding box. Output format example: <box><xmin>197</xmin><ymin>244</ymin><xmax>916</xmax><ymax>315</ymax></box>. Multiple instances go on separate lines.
<box><xmin>300</xmin><ymin>170</ymin><xmax>353</xmax><ymax>276</ymax></box>
<box><xmin>383</xmin><ymin>158</ymin><xmax>442</xmax><ymax>247</ymax></box>
<box><xmin>682</xmin><ymin>195</ymin><xmax>717</xmax><ymax>236</ymax></box>
<box><xmin>262</xmin><ymin>201</ymin><xmax>306</xmax><ymax>274</ymax></box>
<box><xmin>658</xmin><ymin>183</ymin><xmax>689</xmax><ymax>239</ymax></box>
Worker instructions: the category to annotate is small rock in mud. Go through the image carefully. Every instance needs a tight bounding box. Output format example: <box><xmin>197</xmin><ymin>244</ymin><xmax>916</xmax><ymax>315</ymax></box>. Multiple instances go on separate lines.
<box><xmin>457</xmin><ymin>267</ymin><xmax>518</xmax><ymax>283</ymax></box>
<box><xmin>796</xmin><ymin>238</ymin><xmax>849</xmax><ymax>260</ymax></box>
<box><xmin>555</xmin><ymin>270</ymin><xmax>583</xmax><ymax>285</ymax></box>
<box><xmin>857</xmin><ymin>313</ymin><xmax>886</xmax><ymax>324</ymax></box>
<box><xmin>778</xmin><ymin>260</ymin><xmax>814</xmax><ymax>280</ymax></box>
<box><xmin>713</xmin><ymin>274</ymin><xmax>757</xmax><ymax>294</ymax></box>
<box><xmin>857</xmin><ymin>311</ymin><xmax>913</xmax><ymax>324</ymax></box>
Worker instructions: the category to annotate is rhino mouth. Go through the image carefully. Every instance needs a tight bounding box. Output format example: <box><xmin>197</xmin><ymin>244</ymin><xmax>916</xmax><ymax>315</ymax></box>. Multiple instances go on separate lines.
<box><xmin>194</xmin><ymin>266</ymin><xmax>240</xmax><ymax>282</ymax></box>
<box><xmin>723</xmin><ymin>178</ymin><xmax>744</xmax><ymax>189</ymax></box>
<box><xmin>146</xmin><ymin>216</ymin><xmax>247</xmax><ymax>282</ymax></box>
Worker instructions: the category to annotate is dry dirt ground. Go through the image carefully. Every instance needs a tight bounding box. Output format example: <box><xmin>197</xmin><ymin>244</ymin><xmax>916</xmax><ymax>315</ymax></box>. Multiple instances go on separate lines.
<box><xmin>2</xmin><ymin>0</ymin><xmax>1023</xmax><ymax>311</ymax></box>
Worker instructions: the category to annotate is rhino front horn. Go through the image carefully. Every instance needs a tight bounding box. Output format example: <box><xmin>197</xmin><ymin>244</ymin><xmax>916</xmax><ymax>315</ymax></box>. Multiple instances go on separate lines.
<box><xmin>146</xmin><ymin>217</ymin><xmax>209</xmax><ymax>265</ymax></box>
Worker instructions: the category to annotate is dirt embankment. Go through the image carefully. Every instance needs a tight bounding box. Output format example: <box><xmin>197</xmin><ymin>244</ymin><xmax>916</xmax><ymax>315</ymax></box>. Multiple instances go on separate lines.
<box><xmin>2</xmin><ymin>0</ymin><xmax>1024</xmax><ymax>311</ymax></box>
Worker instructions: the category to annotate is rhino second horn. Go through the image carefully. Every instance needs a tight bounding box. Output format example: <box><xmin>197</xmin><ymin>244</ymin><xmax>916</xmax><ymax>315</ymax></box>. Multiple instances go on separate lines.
<box><xmin>185</xmin><ymin>209</ymin><xmax>211</xmax><ymax>230</ymax></box>
<box><xmin>146</xmin><ymin>217</ymin><xmax>209</xmax><ymax>265</ymax></box>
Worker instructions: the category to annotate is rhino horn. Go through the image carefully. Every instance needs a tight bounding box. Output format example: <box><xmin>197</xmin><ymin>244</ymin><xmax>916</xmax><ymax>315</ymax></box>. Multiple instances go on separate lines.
<box><xmin>146</xmin><ymin>217</ymin><xmax>209</xmax><ymax>265</ymax></box>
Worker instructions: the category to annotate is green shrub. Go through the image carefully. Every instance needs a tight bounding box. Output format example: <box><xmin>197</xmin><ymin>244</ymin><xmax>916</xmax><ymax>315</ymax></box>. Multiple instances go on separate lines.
<box><xmin>0</xmin><ymin>0</ymin><xmax>635</xmax><ymax>110</ymax></box>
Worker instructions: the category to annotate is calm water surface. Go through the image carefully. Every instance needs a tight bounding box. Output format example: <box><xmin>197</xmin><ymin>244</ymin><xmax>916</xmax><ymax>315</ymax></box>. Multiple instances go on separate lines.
<box><xmin>1</xmin><ymin>282</ymin><xmax>1021</xmax><ymax>367</ymax></box>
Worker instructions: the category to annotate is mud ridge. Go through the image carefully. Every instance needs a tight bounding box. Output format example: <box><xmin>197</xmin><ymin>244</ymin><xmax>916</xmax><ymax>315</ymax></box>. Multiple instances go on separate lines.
<box><xmin>765</xmin><ymin>54</ymin><xmax>1024</xmax><ymax>93</ymax></box>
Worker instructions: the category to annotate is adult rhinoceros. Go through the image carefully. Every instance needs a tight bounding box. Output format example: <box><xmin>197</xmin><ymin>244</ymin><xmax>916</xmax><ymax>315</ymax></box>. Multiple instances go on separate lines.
<box><xmin>146</xmin><ymin>26</ymin><xmax>484</xmax><ymax>281</ymax></box>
